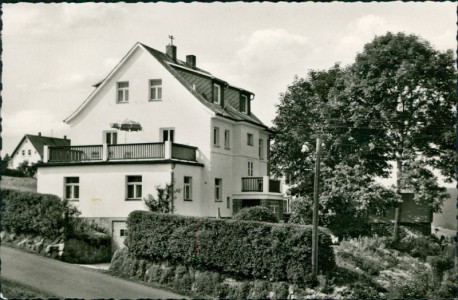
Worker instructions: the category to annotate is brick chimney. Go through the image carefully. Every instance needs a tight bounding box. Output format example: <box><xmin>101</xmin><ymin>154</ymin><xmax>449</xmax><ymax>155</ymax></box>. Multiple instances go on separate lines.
<box><xmin>38</xmin><ymin>132</ymin><xmax>41</xmax><ymax>136</ymax></box>
<box><xmin>186</xmin><ymin>55</ymin><xmax>196</xmax><ymax>68</ymax></box>
<box><xmin>64</xmin><ymin>135</ymin><xmax>67</xmax><ymax>140</ymax></box>
<box><xmin>166</xmin><ymin>44</ymin><xmax>177</xmax><ymax>61</ymax></box>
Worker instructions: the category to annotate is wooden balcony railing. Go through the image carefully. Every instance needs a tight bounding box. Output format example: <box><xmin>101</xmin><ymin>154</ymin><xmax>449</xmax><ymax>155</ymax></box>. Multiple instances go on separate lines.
<box><xmin>172</xmin><ymin>143</ymin><xmax>197</xmax><ymax>161</ymax></box>
<box><xmin>48</xmin><ymin>145</ymin><xmax>103</xmax><ymax>162</ymax></box>
<box><xmin>242</xmin><ymin>177</ymin><xmax>264</xmax><ymax>192</ymax></box>
<box><xmin>241</xmin><ymin>177</ymin><xmax>282</xmax><ymax>193</ymax></box>
<box><xmin>108</xmin><ymin>143</ymin><xmax>164</xmax><ymax>160</ymax></box>
<box><xmin>46</xmin><ymin>142</ymin><xmax>197</xmax><ymax>163</ymax></box>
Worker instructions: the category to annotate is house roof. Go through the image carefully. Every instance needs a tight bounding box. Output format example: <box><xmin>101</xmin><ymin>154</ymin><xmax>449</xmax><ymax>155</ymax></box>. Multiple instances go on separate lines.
<box><xmin>68</xmin><ymin>42</ymin><xmax>273</xmax><ymax>133</ymax></box>
<box><xmin>11</xmin><ymin>135</ymin><xmax>70</xmax><ymax>158</ymax></box>
<box><xmin>141</xmin><ymin>44</ymin><xmax>272</xmax><ymax>131</ymax></box>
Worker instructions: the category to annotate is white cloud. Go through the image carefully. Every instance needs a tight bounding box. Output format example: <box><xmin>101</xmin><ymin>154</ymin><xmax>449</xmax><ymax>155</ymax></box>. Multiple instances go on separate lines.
<box><xmin>334</xmin><ymin>14</ymin><xmax>401</xmax><ymax>64</ymax></box>
<box><xmin>430</xmin><ymin>30</ymin><xmax>456</xmax><ymax>51</ymax></box>
<box><xmin>234</xmin><ymin>29</ymin><xmax>311</xmax><ymax>80</ymax></box>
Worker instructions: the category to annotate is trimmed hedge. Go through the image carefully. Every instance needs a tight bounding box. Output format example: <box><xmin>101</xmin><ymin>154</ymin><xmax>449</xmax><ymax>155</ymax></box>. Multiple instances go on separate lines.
<box><xmin>127</xmin><ymin>211</ymin><xmax>335</xmax><ymax>283</ymax></box>
<box><xmin>1</xmin><ymin>189</ymin><xmax>78</xmax><ymax>238</ymax></box>
<box><xmin>233</xmin><ymin>206</ymin><xmax>278</xmax><ymax>223</ymax></box>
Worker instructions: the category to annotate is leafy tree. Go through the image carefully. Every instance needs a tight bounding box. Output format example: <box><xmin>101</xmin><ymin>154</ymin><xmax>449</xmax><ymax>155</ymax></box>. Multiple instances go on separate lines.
<box><xmin>2</xmin><ymin>154</ymin><xmax>11</xmax><ymax>172</ymax></box>
<box><xmin>143</xmin><ymin>183</ymin><xmax>181</xmax><ymax>213</ymax></box>
<box><xmin>17</xmin><ymin>160</ymin><xmax>31</xmax><ymax>177</ymax></box>
<box><xmin>341</xmin><ymin>32</ymin><xmax>455</xmax><ymax>239</ymax></box>
<box><xmin>16</xmin><ymin>160</ymin><xmax>41</xmax><ymax>177</ymax></box>
<box><xmin>272</xmin><ymin>32</ymin><xmax>455</xmax><ymax>239</ymax></box>
<box><xmin>289</xmin><ymin>163</ymin><xmax>401</xmax><ymax>239</ymax></box>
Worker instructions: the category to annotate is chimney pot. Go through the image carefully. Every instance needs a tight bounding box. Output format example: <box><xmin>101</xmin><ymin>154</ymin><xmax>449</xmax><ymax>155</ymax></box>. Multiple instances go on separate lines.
<box><xmin>64</xmin><ymin>135</ymin><xmax>67</xmax><ymax>140</ymax></box>
<box><xmin>38</xmin><ymin>132</ymin><xmax>41</xmax><ymax>136</ymax></box>
<box><xmin>166</xmin><ymin>44</ymin><xmax>177</xmax><ymax>61</ymax></box>
<box><xmin>186</xmin><ymin>55</ymin><xmax>196</xmax><ymax>68</ymax></box>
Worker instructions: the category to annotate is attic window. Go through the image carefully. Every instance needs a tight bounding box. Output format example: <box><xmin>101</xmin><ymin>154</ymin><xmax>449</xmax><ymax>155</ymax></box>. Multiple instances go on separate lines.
<box><xmin>117</xmin><ymin>81</ymin><xmax>129</xmax><ymax>103</ymax></box>
<box><xmin>213</xmin><ymin>84</ymin><xmax>221</xmax><ymax>105</ymax></box>
<box><xmin>240</xmin><ymin>95</ymin><xmax>248</xmax><ymax>114</ymax></box>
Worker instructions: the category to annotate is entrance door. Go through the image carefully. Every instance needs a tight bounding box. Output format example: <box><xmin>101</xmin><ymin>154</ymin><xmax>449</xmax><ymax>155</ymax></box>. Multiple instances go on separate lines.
<box><xmin>112</xmin><ymin>221</ymin><xmax>127</xmax><ymax>250</ymax></box>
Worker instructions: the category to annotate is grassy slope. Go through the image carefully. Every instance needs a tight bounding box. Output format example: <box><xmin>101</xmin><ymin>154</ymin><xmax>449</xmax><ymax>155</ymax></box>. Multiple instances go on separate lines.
<box><xmin>0</xmin><ymin>176</ymin><xmax>37</xmax><ymax>192</ymax></box>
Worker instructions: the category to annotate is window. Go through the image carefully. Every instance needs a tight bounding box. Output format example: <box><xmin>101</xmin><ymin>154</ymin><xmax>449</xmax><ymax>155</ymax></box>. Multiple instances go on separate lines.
<box><xmin>64</xmin><ymin>177</ymin><xmax>79</xmax><ymax>201</ymax></box>
<box><xmin>240</xmin><ymin>95</ymin><xmax>248</xmax><ymax>113</ymax></box>
<box><xmin>224</xmin><ymin>130</ymin><xmax>230</xmax><ymax>149</ymax></box>
<box><xmin>104</xmin><ymin>131</ymin><xmax>118</xmax><ymax>145</ymax></box>
<box><xmin>117</xmin><ymin>81</ymin><xmax>129</xmax><ymax>103</ymax></box>
<box><xmin>215</xmin><ymin>178</ymin><xmax>222</xmax><ymax>202</ymax></box>
<box><xmin>269</xmin><ymin>205</ymin><xmax>279</xmax><ymax>213</ymax></box>
<box><xmin>149</xmin><ymin>79</ymin><xmax>162</xmax><ymax>101</ymax></box>
<box><xmin>126</xmin><ymin>176</ymin><xmax>142</xmax><ymax>200</ymax></box>
<box><xmin>28</xmin><ymin>150</ymin><xmax>31</xmax><ymax>156</ymax></box>
<box><xmin>161</xmin><ymin>128</ymin><xmax>175</xmax><ymax>142</ymax></box>
<box><xmin>247</xmin><ymin>133</ymin><xmax>254</xmax><ymax>146</ymax></box>
<box><xmin>248</xmin><ymin>161</ymin><xmax>254</xmax><ymax>176</ymax></box>
<box><xmin>259</xmin><ymin>139</ymin><xmax>264</xmax><ymax>159</ymax></box>
<box><xmin>184</xmin><ymin>176</ymin><xmax>192</xmax><ymax>200</ymax></box>
<box><xmin>213</xmin><ymin>127</ymin><xmax>220</xmax><ymax>147</ymax></box>
<box><xmin>213</xmin><ymin>84</ymin><xmax>221</xmax><ymax>104</ymax></box>
<box><xmin>22</xmin><ymin>150</ymin><xmax>25</xmax><ymax>156</ymax></box>
<box><xmin>120</xmin><ymin>229</ymin><xmax>128</xmax><ymax>237</ymax></box>
<box><xmin>227</xmin><ymin>197</ymin><xmax>231</xmax><ymax>209</ymax></box>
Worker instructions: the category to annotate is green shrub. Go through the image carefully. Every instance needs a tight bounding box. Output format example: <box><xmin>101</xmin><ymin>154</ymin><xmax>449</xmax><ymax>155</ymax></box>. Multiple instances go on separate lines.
<box><xmin>61</xmin><ymin>237</ymin><xmax>111</xmax><ymax>264</ymax></box>
<box><xmin>1</xmin><ymin>189</ymin><xmax>79</xmax><ymax>238</ymax></box>
<box><xmin>233</xmin><ymin>206</ymin><xmax>279</xmax><ymax>223</ymax></box>
<box><xmin>126</xmin><ymin>211</ymin><xmax>335</xmax><ymax>284</ymax></box>
<box><xmin>388</xmin><ymin>233</ymin><xmax>441</xmax><ymax>260</ymax></box>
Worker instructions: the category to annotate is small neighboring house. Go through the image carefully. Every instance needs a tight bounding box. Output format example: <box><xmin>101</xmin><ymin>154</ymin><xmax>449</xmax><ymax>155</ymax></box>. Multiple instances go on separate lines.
<box><xmin>9</xmin><ymin>133</ymin><xmax>70</xmax><ymax>169</ymax></box>
<box><xmin>371</xmin><ymin>192</ymin><xmax>433</xmax><ymax>235</ymax></box>
<box><xmin>37</xmin><ymin>41</ymin><xmax>286</xmax><ymax>249</ymax></box>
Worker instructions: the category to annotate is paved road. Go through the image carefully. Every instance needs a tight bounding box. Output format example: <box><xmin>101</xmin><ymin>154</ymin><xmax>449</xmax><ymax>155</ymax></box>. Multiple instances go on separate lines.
<box><xmin>1</xmin><ymin>246</ymin><xmax>187</xmax><ymax>298</ymax></box>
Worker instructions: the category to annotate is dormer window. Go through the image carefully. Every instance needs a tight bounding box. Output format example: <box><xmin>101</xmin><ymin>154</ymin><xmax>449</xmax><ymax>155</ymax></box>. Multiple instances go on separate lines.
<box><xmin>240</xmin><ymin>94</ymin><xmax>248</xmax><ymax>114</ymax></box>
<box><xmin>213</xmin><ymin>84</ymin><xmax>221</xmax><ymax>105</ymax></box>
<box><xmin>117</xmin><ymin>81</ymin><xmax>129</xmax><ymax>103</ymax></box>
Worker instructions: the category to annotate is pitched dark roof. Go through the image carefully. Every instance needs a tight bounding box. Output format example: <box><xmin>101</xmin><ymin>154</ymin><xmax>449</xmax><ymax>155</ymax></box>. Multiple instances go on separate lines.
<box><xmin>11</xmin><ymin>135</ymin><xmax>70</xmax><ymax>158</ymax></box>
<box><xmin>140</xmin><ymin>44</ymin><xmax>272</xmax><ymax>132</ymax></box>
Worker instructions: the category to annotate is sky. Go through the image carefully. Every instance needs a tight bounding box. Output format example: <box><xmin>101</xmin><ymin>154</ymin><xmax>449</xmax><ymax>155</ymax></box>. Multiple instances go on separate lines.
<box><xmin>2</xmin><ymin>2</ymin><xmax>456</xmax><ymax>158</ymax></box>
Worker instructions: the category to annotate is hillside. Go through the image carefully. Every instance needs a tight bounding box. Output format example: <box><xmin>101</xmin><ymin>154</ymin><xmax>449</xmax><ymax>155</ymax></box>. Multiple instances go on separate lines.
<box><xmin>1</xmin><ymin>176</ymin><xmax>37</xmax><ymax>192</ymax></box>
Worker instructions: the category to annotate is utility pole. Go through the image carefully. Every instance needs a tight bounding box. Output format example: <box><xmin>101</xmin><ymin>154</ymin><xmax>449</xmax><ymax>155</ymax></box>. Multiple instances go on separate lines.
<box><xmin>311</xmin><ymin>135</ymin><xmax>321</xmax><ymax>281</ymax></box>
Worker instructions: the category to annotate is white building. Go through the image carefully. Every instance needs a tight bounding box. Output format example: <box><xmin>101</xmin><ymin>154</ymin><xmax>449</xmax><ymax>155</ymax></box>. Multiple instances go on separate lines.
<box><xmin>9</xmin><ymin>133</ymin><xmax>70</xmax><ymax>169</ymax></box>
<box><xmin>37</xmin><ymin>42</ymin><xmax>286</xmax><ymax>248</ymax></box>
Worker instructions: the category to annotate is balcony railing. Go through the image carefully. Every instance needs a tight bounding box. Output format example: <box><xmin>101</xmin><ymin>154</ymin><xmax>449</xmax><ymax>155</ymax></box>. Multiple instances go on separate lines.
<box><xmin>172</xmin><ymin>143</ymin><xmax>197</xmax><ymax>161</ymax></box>
<box><xmin>242</xmin><ymin>177</ymin><xmax>264</xmax><ymax>192</ymax></box>
<box><xmin>48</xmin><ymin>145</ymin><xmax>103</xmax><ymax>162</ymax></box>
<box><xmin>241</xmin><ymin>177</ymin><xmax>282</xmax><ymax>193</ymax></box>
<box><xmin>108</xmin><ymin>143</ymin><xmax>164</xmax><ymax>160</ymax></box>
<box><xmin>46</xmin><ymin>141</ymin><xmax>197</xmax><ymax>163</ymax></box>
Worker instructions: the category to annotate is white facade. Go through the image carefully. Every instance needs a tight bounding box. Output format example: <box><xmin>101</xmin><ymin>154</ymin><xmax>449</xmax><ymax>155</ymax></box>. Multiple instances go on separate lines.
<box><xmin>10</xmin><ymin>137</ymin><xmax>41</xmax><ymax>169</ymax></box>
<box><xmin>37</xmin><ymin>42</ymin><xmax>285</xmax><ymax>239</ymax></box>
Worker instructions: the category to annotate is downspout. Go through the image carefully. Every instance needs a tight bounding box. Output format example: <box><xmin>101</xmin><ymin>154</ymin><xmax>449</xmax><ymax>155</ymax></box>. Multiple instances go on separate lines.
<box><xmin>170</xmin><ymin>163</ymin><xmax>175</xmax><ymax>213</ymax></box>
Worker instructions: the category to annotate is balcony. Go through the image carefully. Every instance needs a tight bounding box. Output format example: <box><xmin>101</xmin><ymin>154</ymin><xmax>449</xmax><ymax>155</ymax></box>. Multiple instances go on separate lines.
<box><xmin>44</xmin><ymin>141</ymin><xmax>197</xmax><ymax>164</ymax></box>
<box><xmin>241</xmin><ymin>177</ymin><xmax>282</xmax><ymax>194</ymax></box>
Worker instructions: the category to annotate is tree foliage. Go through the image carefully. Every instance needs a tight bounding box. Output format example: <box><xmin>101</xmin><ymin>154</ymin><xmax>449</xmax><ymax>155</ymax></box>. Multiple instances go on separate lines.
<box><xmin>143</xmin><ymin>183</ymin><xmax>181</xmax><ymax>214</ymax></box>
<box><xmin>17</xmin><ymin>160</ymin><xmax>41</xmax><ymax>177</ymax></box>
<box><xmin>233</xmin><ymin>206</ymin><xmax>279</xmax><ymax>223</ymax></box>
<box><xmin>272</xmin><ymin>32</ymin><xmax>455</xmax><ymax>236</ymax></box>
